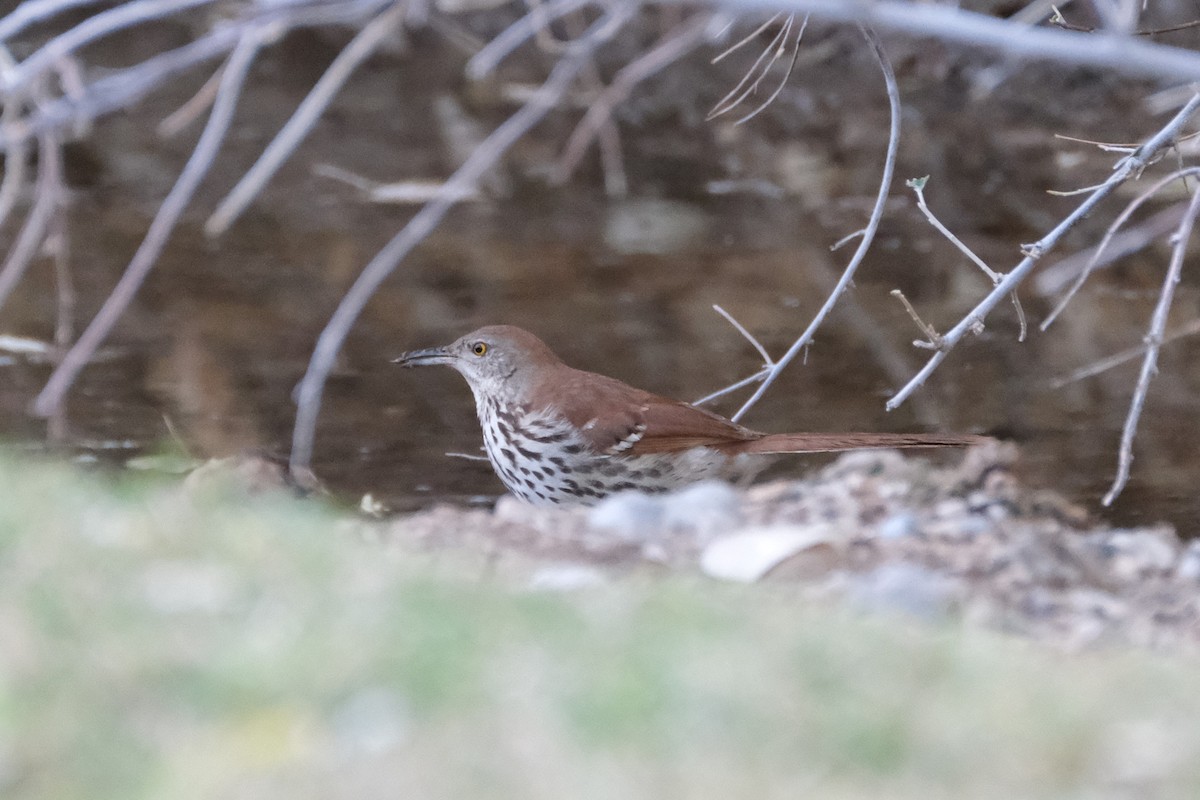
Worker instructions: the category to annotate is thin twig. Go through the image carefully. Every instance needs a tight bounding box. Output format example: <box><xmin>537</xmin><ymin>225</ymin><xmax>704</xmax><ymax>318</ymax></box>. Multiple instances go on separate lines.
<box><xmin>206</xmin><ymin>1</ymin><xmax>405</xmax><ymax>236</ymax></box>
<box><xmin>157</xmin><ymin>63</ymin><xmax>224</xmax><ymax>137</ymax></box>
<box><xmin>886</xmin><ymin>91</ymin><xmax>1200</xmax><ymax>412</ymax></box>
<box><xmin>1103</xmin><ymin>186</ymin><xmax>1200</xmax><ymax>506</ymax></box>
<box><xmin>890</xmin><ymin>289</ymin><xmax>943</xmax><ymax>349</ymax></box>
<box><xmin>712</xmin><ymin>304</ymin><xmax>773</xmax><ymax>364</ymax></box>
<box><xmin>289</xmin><ymin>5</ymin><xmax>636</xmax><ymax>474</ymax></box>
<box><xmin>712</xmin><ymin>14</ymin><xmax>781</xmax><ymax>64</ymax></box>
<box><xmin>32</xmin><ymin>30</ymin><xmax>265</xmax><ymax>418</ymax></box>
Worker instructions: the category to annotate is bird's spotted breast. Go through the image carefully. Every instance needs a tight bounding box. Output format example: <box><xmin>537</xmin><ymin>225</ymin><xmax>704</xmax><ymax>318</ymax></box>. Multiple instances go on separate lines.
<box><xmin>475</xmin><ymin>398</ymin><xmax>740</xmax><ymax>506</ymax></box>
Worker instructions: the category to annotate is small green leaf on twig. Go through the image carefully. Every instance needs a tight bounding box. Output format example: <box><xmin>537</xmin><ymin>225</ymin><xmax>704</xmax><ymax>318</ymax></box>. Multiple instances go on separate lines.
<box><xmin>906</xmin><ymin>175</ymin><xmax>929</xmax><ymax>191</ymax></box>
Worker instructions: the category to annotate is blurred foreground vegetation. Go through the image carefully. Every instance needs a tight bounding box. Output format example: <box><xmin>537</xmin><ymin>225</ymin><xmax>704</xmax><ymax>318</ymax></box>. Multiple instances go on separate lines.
<box><xmin>2</xmin><ymin>453</ymin><xmax>1200</xmax><ymax>799</ymax></box>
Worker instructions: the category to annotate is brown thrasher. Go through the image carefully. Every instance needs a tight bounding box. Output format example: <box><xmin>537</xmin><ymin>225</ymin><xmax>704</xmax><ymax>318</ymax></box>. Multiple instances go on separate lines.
<box><xmin>394</xmin><ymin>325</ymin><xmax>982</xmax><ymax>506</ymax></box>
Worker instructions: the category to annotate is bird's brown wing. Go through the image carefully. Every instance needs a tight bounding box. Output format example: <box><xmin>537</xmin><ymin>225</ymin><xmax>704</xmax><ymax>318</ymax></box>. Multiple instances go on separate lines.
<box><xmin>536</xmin><ymin>367</ymin><xmax>762</xmax><ymax>456</ymax></box>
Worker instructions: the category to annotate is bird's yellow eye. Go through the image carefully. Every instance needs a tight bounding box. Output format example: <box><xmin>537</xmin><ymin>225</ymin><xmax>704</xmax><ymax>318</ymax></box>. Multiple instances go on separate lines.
<box><xmin>471</xmin><ymin>342</ymin><xmax>488</xmax><ymax>356</ymax></box>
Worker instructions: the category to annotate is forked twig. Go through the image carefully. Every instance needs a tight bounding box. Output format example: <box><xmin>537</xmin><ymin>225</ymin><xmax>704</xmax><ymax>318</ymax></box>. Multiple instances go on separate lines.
<box><xmin>1103</xmin><ymin>186</ymin><xmax>1200</xmax><ymax>506</ymax></box>
<box><xmin>907</xmin><ymin>175</ymin><xmax>1027</xmax><ymax>340</ymax></box>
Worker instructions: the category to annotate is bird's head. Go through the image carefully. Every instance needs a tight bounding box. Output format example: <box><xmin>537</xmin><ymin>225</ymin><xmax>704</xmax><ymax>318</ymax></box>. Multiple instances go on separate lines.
<box><xmin>392</xmin><ymin>325</ymin><xmax>561</xmax><ymax>406</ymax></box>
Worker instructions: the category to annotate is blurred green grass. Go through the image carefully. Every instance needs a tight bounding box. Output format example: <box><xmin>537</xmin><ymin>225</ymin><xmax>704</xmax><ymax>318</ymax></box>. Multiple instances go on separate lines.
<box><xmin>2</xmin><ymin>454</ymin><xmax>1200</xmax><ymax>799</ymax></box>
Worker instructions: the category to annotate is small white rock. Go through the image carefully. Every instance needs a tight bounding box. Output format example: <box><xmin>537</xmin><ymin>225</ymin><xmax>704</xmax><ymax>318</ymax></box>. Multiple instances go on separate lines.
<box><xmin>701</xmin><ymin>525</ymin><xmax>839</xmax><ymax>583</ymax></box>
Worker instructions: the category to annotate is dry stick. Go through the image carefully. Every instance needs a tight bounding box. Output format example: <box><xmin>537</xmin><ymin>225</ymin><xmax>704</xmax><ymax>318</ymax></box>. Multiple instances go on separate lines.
<box><xmin>1103</xmin><ymin>185</ymin><xmax>1200</xmax><ymax>506</ymax></box>
<box><xmin>31</xmin><ymin>32</ymin><xmax>265</xmax><ymax>418</ymax></box>
<box><xmin>908</xmin><ymin>175</ymin><xmax>1027</xmax><ymax>341</ymax></box>
<box><xmin>1040</xmin><ymin>167</ymin><xmax>1200</xmax><ymax>330</ymax></box>
<box><xmin>2</xmin><ymin>0</ymin><xmax>217</xmax><ymax>92</ymax></box>
<box><xmin>885</xmin><ymin>92</ymin><xmax>1200</xmax><ymax>412</ymax></box>
<box><xmin>205</xmin><ymin>1</ymin><xmax>405</xmax><ymax>236</ymax></box>
<box><xmin>556</xmin><ymin>13</ymin><xmax>712</xmax><ymax>184</ymax></box>
<box><xmin>1048</xmin><ymin>318</ymin><xmax>1200</xmax><ymax>391</ymax></box>
<box><xmin>723</xmin><ymin>24</ymin><xmax>900</xmax><ymax>424</ymax></box>
<box><xmin>1033</xmin><ymin>203</ymin><xmax>1186</xmax><ymax>296</ymax></box>
<box><xmin>0</xmin><ymin>133</ymin><xmax>60</xmax><ymax>315</ymax></box>
<box><xmin>288</xmin><ymin>5</ymin><xmax>635</xmax><ymax>474</ymax></box>
<box><xmin>702</xmin><ymin>0</ymin><xmax>1200</xmax><ymax>82</ymax></box>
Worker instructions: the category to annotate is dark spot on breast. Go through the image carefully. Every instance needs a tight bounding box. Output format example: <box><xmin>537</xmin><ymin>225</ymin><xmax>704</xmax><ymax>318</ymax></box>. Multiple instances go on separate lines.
<box><xmin>519</xmin><ymin>466</ymin><xmax>531</xmax><ymax>476</ymax></box>
<box><xmin>550</xmin><ymin>457</ymin><xmax>567</xmax><ymax>468</ymax></box>
<box><xmin>644</xmin><ymin>467</ymin><xmax>663</xmax><ymax>479</ymax></box>
<box><xmin>515</xmin><ymin>442</ymin><xmax>538</xmax><ymax>461</ymax></box>
<box><xmin>501</xmin><ymin>448</ymin><xmax>517</xmax><ymax>464</ymax></box>
<box><xmin>597</xmin><ymin>462</ymin><xmax>622</xmax><ymax>477</ymax></box>
<box><xmin>564</xmin><ymin>479</ymin><xmax>579</xmax><ymax>491</ymax></box>
<box><xmin>543</xmin><ymin>466</ymin><xmax>556</xmax><ymax>477</ymax></box>
<box><xmin>613</xmin><ymin>482</ymin><xmax>637</xmax><ymax>492</ymax></box>
<box><xmin>563</xmin><ymin>444</ymin><xmax>583</xmax><ymax>455</ymax></box>
<box><xmin>523</xmin><ymin>478</ymin><xmax>537</xmax><ymax>490</ymax></box>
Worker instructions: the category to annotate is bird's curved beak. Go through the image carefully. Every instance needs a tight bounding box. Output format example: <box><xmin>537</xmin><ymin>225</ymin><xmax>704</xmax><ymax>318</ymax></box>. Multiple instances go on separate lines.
<box><xmin>391</xmin><ymin>345</ymin><xmax>454</xmax><ymax>368</ymax></box>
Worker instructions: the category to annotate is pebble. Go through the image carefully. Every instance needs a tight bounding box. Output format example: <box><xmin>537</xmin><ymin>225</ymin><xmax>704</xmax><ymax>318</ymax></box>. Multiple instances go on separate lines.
<box><xmin>587</xmin><ymin>491</ymin><xmax>665</xmax><ymax>540</ymax></box>
<box><xmin>844</xmin><ymin>564</ymin><xmax>962</xmax><ymax>621</ymax></box>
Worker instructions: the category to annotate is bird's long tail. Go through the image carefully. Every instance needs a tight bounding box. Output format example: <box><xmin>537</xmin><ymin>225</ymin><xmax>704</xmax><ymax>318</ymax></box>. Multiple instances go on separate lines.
<box><xmin>737</xmin><ymin>432</ymin><xmax>989</xmax><ymax>455</ymax></box>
